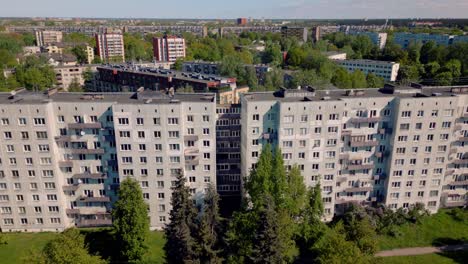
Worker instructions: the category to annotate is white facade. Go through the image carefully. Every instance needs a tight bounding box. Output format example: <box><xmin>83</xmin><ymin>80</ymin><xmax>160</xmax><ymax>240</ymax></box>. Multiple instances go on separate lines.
<box><xmin>0</xmin><ymin>89</ymin><xmax>216</xmax><ymax>231</ymax></box>
<box><xmin>335</xmin><ymin>59</ymin><xmax>400</xmax><ymax>82</ymax></box>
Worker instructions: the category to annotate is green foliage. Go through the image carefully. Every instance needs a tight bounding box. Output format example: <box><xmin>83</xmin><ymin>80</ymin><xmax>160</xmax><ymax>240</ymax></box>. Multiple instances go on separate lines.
<box><xmin>366</xmin><ymin>72</ymin><xmax>385</xmax><ymax>88</ymax></box>
<box><xmin>24</xmin><ymin>228</ymin><xmax>105</xmax><ymax>264</ymax></box>
<box><xmin>313</xmin><ymin>223</ymin><xmax>371</xmax><ymax>264</ymax></box>
<box><xmin>70</xmin><ymin>45</ymin><xmax>88</xmax><ymax>64</ymax></box>
<box><xmin>194</xmin><ymin>186</ymin><xmax>224</xmax><ymax>263</ymax></box>
<box><xmin>245</xmin><ymin>144</ymin><xmax>273</xmax><ymax>205</ymax></box>
<box><xmin>164</xmin><ymin>173</ymin><xmax>198</xmax><ymax>263</ymax></box>
<box><xmin>124</xmin><ymin>33</ymin><xmax>153</xmax><ymax>62</ymax></box>
<box><xmin>262</xmin><ymin>43</ymin><xmax>283</xmax><ymax>65</ymax></box>
<box><xmin>351</xmin><ymin>70</ymin><xmax>368</xmax><ymax>88</ymax></box>
<box><xmin>15</xmin><ymin>56</ymin><xmax>56</xmax><ymax>90</ymax></box>
<box><xmin>67</xmin><ymin>77</ymin><xmax>83</xmax><ymax>92</ymax></box>
<box><xmin>113</xmin><ymin>178</ymin><xmax>150</xmax><ymax>263</ymax></box>
<box><xmin>63</xmin><ymin>33</ymin><xmax>94</xmax><ymax>47</ymax></box>
<box><xmin>341</xmin><ymin>205</ymin><xmax>378</xmax><ymax>255</ymax></box>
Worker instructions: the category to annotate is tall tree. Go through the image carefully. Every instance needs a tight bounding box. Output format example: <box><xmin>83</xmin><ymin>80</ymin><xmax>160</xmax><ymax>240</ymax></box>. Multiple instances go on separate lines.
<box><xmin>351</xmin><ymin>70</ymin><xmax>367</xmax><ymax>88</ymax></box>
<box><xmin>194</xmin><ymin>185</ymin><xmax>224</xmax><ymax>264</ymax></box>
<box><xmin>250</xmin><ymin>195</ymin><xmax>285</xmax><ymax>263</ymax></box>
<box><xmin>245</xmin><ymin>144</ymin><xmax>273</xmax><ymax>205</ymax></box>
<box><xmin>67</xmin><ymin>77</ymin><xmax>83</xmax><ymax>92</ymax></box>
<box><xmin>113</xmin><ymin>178</ymin><xmax>149</xmax><ymax>263</ymax></box>
<box><xmin>285</xmin><ymin>165</ymin><xmax>307</xmax><ymax>217</ymax></box>
<box><xmin>24</xmin><ymin>228</ymin><xmax>105</xmax><ymax>264</ymax></box>
<box><xmin>271</xmin><ymin>146</ymin><xmax>288</xmax><ymax>208</ymax></box>
<box><xmin>366</xmin><ymin>73</ymin><xmax>385</xmax><ymax>88</ymax></box>
<box><xmin>164</xmin><ymin>173</ymin><xmax>198</xmax><ymax>264</ymax></box>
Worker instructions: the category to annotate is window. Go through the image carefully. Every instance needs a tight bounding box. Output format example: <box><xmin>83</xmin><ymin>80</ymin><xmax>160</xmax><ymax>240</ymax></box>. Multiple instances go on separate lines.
<box><xmin>18</xmin><ymin>117</ymin><xmax>27</xmax><ymax>125</ymax></box>
<box><xmin>401</xmin><ymin>111</ymin><xmax>411</xmax><ymax>118</ymax></box>
<box><xmin>252</xmin><ymin>114</ymin><xmax>259</xmax><ymax>121</ymax></box>
<box><xmin>136</xmin><ymin>118</ymin><xmax>144</xmax><ymax>125</ymax></box>
<box><xmin>118</xmin><ymin>118</ymin><xmax>129</xmax><ymax>125</ymax></box>
<box><xmin>283</xmin><ymin>115</ymin><xmax>294</xmax><ymax>123</ymax></box>
<box><xmin>187</xmin><ymin>115</ymin><xmax>194</xmax><ymax>122</ymax></box>
<box><xmin>202</xmin><ymin>115</ymin><xmax>209</xmax><ymax>122</ymax></box>
<box><xmin>36</xmin><ymin>131</ymin><xmax>48</xmax><ymax>139</ymax></box>
<box><xmin>33</xmin><ymin>118</ymin><xmax>46</xmax><ymax>125</ymax></box>
<box><xmin>169</xmin><ymin>131</ymin><xmax>180</xmax><ymax>138</ymax></box>
<box><xmin>4</xmin><ymin>132</ymin><xmax>12</xmax><ymax>139</ymax></box>
<box><xmin>120</xmin><ymin>131</ymin><xmax>131</xmax><ymax>138</ymax></box>
<box><xmin>137</xmin><ymin>131</ymin><xmax>145</xmax><ymax>138</ymax></box>
<box><xmin>38</xmin><ymin>145</ymin><xmax>50</xmax><ymax>152</ymax></box>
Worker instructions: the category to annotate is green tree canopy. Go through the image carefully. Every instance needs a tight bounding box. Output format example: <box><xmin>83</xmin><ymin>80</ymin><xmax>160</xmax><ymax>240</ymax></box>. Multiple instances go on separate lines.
<box><xmin>113</xmin><ymin>178</ymin><xmax>149</xmax><ymax>263</ymax></box>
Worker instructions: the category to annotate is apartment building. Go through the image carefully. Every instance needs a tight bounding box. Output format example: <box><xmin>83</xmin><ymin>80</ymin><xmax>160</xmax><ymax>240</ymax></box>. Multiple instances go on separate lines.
<box><xmin>348</xmin><ymin>32</ymin><xmax>388</xmax><ymax>49</ymax></box>
<box><xmin>153</xmin><ymin>36</ymin><xmax>186</xmax><ymax>62</ymax></box>
<box><xmin>281</xmin><ymin>26</ymin><xmax>308</xmax><ymax>42</ymax></box>
<box><xmin>182</xmin><ymin>61</ymin><xmax>272</xmax><ymax>84</ymax></box>
<box><xmin>334</xmin><ymin>59</ymin><xmax>400</xmax><ymax>82</ymax></box>
<box><xmin>42</xmin><ymin>43</ymin><xmax>95</xmax><ymax>64</ymax></box>
<box><xmin>219</xmin><ymin>26</ymin><xmax>281</xmax><ymax>37</ymax></box>
<box><xmin>241</xmin><ymin>86</ymin><xmax>468</xmax><ymax>220</ymax></box>
<box><xmin>92</xmin><ymin>65</ymin><xmax>237</xmax><ymax>94</ymax></box>
<box><xmin>0</xmin><ymin>88</ymin><xmax>216</xmax><ymax>232</ymax></box>
<box><xmin>95</xmin><ymin>29</ymin><xmax>125</xmax><ymax>63</ymax></box>
<box><xmin>392</xmin><ymin>33</ymin><xmax>468</xmax><ymax>48</ymax></box>
<box><xmin>54</xmin><ymin>65</ymin><xmax>98</xmax><ymax>90</ymax></box>
<box><xmin>35</xmin><ymin>31</ymin><xmax>63</xmax><ymax>47</ymax></box>
<box><xmin>124</xmin><ymin>26</ymin><xmax>208</xmax><ymax>37</ymax></box>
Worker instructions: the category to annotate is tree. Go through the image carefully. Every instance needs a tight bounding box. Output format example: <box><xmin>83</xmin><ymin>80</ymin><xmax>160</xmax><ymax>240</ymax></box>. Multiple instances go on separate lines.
<box><xmin>342</xmin><ymin>205</ymin><xmax>378</xmax><ymax>255</ymax></box>
<box><xmin>351</xmin><ymin>70</ymin><xmax>367</xmax><ymax>88</ymax></box>
<box><xmin>331</xmin><ymin>68</ymin><xmax>352</xmax><ymax>88</ymax></box>
<box><xmin>443</xmin><ymin>59</ymin><xmax>462</xmax><ymax>78</ymax></box>
<box><xmin>164</xmin><ymin>173</ymin><xmax>198</xmax><ymax>264</ymax></box>
<box><xmin>245</xmin><ymin>144</ymin><xmax>273</xmax><ymax>205</ymax></box>
<box><xmin>24</xmin><ymin>228</ymin><xmax>105</xmax><ymax>264</ymax></box>
<box><xmin>113</xmin><ymin>178</ymin><xmax>149</xmax><ymax>263</ymax></box>
<box><xmin>250</xmin><ymin>195</ymin><xmax>285</xmax><ymax>263</ymax></box>
<box><xmin>71</xmin><ymin>46</ymin><xmax>88</xmax><ymax>64</ymax></box>
<box><xmin>67</xmin><ymin>77</ymin><xmax>83</xmax><ymax>92</ymax></box>
<box><xmin>271</xmin><ymin>146</ymin><xmax>288</xmax><ymax>208</ymax></box>
<box><xmin>285</xmin><ymin>165</ymin><xmax>307</xmax><ymax>217</ymax></box>
<box><xmin>434</xmin><ymin>71</ymin><xmax>453</xmax><ymax>86</ymax></box>
<box><xmin>286</xmin><ymin>47</ymin><xmax>306</xmax><ymax>67</ymax></box>
<box><xmin>243</xmin><ymin>66</ymin><xmax>258</xmax><ymax>91</ymax></box>
<box><xmin>194</xmin><ymin>186</ymin><xmax>224</xmax><ymax>263</ymax></box>
<box><xmin>15</xmin><ymin>56</ymin><xmax>56</xmax><ymax>90</ymax></box>
<box><xmin>398</xmin><ymin>65</ymin><xmax>420</xmax><ymax>84</ymax></box>
<box><xmin>124</xmin><ymin>33</ymin><xmax>152</xmax><ymax>62</ymax></box>
<box><xmin>313</xmin><ymin>223</ymin><xmax>371</xmax><ymax>264</ymax></box>
<box><xmin>366</xmin><ymin>73</ymin><xmax>385</xmax><ymax>88</ymax></box>
<box><xmin>263</xmin><ymin>43</ymin><xmax>283</xmax><ymax>65</ymax></box>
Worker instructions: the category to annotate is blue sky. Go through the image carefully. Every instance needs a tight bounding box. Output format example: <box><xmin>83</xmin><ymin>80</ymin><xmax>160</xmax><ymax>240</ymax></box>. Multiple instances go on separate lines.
<box><xmin>1</xmin><ymin>0</ymin><xmax>467</xmax><ymax>19</ymax></box>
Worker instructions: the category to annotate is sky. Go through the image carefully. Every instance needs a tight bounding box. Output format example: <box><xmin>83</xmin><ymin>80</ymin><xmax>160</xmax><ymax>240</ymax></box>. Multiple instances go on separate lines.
<box><xmin>0</xmin><ymin>0</ymin><xmax>468</xmax><ymax>19</ymax></box>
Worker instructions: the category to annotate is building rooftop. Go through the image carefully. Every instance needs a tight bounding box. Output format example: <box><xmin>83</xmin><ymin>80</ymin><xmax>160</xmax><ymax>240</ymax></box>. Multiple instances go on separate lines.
<box><xmin>98</xmin><ymin>64</ymin><xmax>236</xmax><ymax>84</ymax></box>
<box><xmin>242</xmin><ymin>85</ymin><xmax>467</xmax><ymax>103</ymax></box>
<box><xmin>0</xmin><ymin>88</ymin><xmax>216</xmax><ymax>105</ymax></box>
<box><xmin>336</xmin><ymin>59</ymin><xmax>398</xmax><ymax>65</ymax></box>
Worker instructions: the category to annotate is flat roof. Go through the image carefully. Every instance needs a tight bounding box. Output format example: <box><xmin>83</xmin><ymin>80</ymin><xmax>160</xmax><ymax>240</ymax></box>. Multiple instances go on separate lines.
<box><xmin>336</xmin><ymin>59</ymin><xmax>397</xmax><ymax>65</ymax></box>
<box><xmin>242</xmin><ymin>86</ymin><xmax>463</xmax><ymax>103</ymax></box>
<box><xmin>0</xmin><ymin>89</ymin><xmax>216</xmax><ymax>105</ymax></box>
<box><xmin>98</xmin><ymin>65</ymin><xmax>235</xmax><ymax>84</ymax></box>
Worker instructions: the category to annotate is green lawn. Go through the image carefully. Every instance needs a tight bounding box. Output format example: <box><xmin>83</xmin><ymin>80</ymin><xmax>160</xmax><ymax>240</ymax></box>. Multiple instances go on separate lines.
<box><xmin>378</xmin><ymin>250</ymin><xmax>468</xmax><ymax>264</ymax></box>
<box><xmin>377</xmin><ymin>209</ymin><xmax>468</xmax><ymax>250</ymax></box>
<box><xmin>0</xmin><ymin>229</ymin><xmax>165</xmax><ymax>264</ymax></box>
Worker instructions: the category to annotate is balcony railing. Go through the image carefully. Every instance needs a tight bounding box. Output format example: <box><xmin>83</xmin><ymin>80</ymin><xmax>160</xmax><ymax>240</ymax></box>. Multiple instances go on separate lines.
<box><xmin>68</xmin><ymin>122</ymin><xmax>102</xmax><ymax>129</ymax></box>
<box><xmin>63</xmin><ymin>185</ymin><xmax>80</xmax><ymax>191</ymax></box>
<box><xmin>448</xmin><ymin>180</ymin><xmax>468</xmax><ymax>186</ymax></box>
<box><xmin>58</xmin><ymin>160</ymin><xmax>73</xmax><ymax>167</ymax></box>
<box><xmin>349</xmin><ymin>116</ymin><xmax>382</xmax><ymax>123</ymax></box>
<box><xmin>184</xmin><ymin>135</ymin><xmax>199</xmax><ymax>141</ymax></box>
<box><xmin>350</xmin><ymin>140</ymin><xmax>379</xmax><ymax>147</ymax></box>
<box><xmin>72</xmin><ymin>173</ymin><xmax>107</xmax><ymax>179</ymax></box>
<box><xmin>78</xmin><ymin>196</ymin><xmax>111</xmax><ymax>203</ymax></box>
<box><xmin>347</xmin><ymin>163</ymin><xmax>374</xmax><ymax>170</ymax></box>
<box><xmin>66</xmin><ymin>208</ymin><xmax>80</xmax><ymax>214</ymax></box>
<box><xmin>185</xmin><ymin>157</ymin><xmax>199</xmax><ymax>166</ymax></box>
<box><xmin>344</xmin><ymin>186</ymin><xmax>373</xmax><ymax>193</ymax></box>
<box><xmin>77</xmin><ymin>217</ymin><xmax>112</xmax><ymax>227</ymax></box>
<box><xmin>70</xmin><ymin>148</ymin><xmax>105</xmax><ymax>155</ymax></box>
<box><xmin>453</xmin><ymin>159</ymin><xmax>468</xmax><ymax>165</ymax></box>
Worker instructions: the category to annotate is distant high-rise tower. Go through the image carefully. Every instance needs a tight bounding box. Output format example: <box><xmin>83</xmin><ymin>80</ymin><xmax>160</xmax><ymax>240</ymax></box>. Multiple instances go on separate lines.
<box><xmin>152</xmin><ymin>36</ymin><xmax>186</xmax><ymax>62</ymax></box>
<box><xmin>237</xmin><ymin>18</ymin><xmax>248</xmax><ymax>26</ymax></box>
<box><xmin>95</xmin><ymin>29</ymin><xmax>125</xmax><ymax>63</ymax></box>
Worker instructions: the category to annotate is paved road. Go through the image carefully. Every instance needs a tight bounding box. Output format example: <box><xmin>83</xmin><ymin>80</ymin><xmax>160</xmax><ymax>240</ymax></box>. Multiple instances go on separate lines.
<box><xmin>376</xmin><ymin>244</ymin><xmax>468</xmax><ymax>257</ymax></box>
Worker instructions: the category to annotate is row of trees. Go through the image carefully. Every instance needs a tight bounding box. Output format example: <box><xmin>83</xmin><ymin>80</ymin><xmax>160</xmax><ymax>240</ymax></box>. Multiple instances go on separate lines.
<box><xmin>164</xmin><ymin>144</ymin><xmax>382</xmax><ymax>263</ymax></box>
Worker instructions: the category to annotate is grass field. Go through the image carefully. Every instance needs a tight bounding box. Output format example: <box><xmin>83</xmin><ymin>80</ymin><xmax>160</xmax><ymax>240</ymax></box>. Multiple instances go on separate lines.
<box><xmin>378</xmin><ymin>250</ymin><xmax>468</xmax><ymax>264</ymax></box>
<box><xmin>0</xmin><ymin>229</ymin><xmax>165</xmax><ymax>264</ymax></box>
<box><xmin>377</xmin><ymin>209</ymin><xmax>468</xmax><ymax>250</ymax></box>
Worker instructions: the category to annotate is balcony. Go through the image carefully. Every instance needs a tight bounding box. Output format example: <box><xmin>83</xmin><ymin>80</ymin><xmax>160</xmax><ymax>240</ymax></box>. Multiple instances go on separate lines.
<box><xmin>350</xmin><ymin>140</ymin><xmax>379</xmax><ymax>147</ymax></box>
<box><xmin>78</xmin><ymin>196</ymin><xmax>111</xmax><ymax>203</ymax></box>
<box><xmin>341</xmin><ymin>130</ymin><xmax>352</xmax><ymax>136</ymax></box>
<box><xmin>375</xmin><ymin>152</ymin><xmax>383</xmax><ymax>158</ymax></box>
<box><xmin>68</xmin><ymin>122</ymin><xmax>102</xmax><ymax>129</ymax></box>
<box><xmin>345</xmin><ymin>186</ymin><xmax>373</xmax><ymax>193</ymax></box>
<box><xmin>372</xmin><ymin>174</ymin><xmax>386</xmax><ymax>180</ymax></box>
<box><xmin>66</xmin><ymin>208</ymin><xmax>80</xmax><ymax>214</ymax></box>
<box><xmin>63</xmin><ymin>185</ymin><xmax>80</xmax><ymax>191</ymax></box>
<box><xmin>449</xmin><ymin>180</ymin><xmax>468</xmax><ymax>187</ymax></box>
<box><xmin>70</xmin><ymin>148</ymin><xmax>105</xmax><ymax>155</ymax></box>
<box><xmin>335</xmin><ymin>198</ymin><xmax>363</xmax><ymax>205</ymax></box>
<box><xmin>76</xmin><ymin>214</ymin><xmax>112</xmax><ymax>228</ymax></box>
<box><xmin>73</xmin><ymin>173</ymin><xmax>107</xmax><ymax>179</ymax></box>
<box><xmin>443</xmin><ymin>200</ymin><xmax>467</xmax><ymax>207</ymax></box>
<box><xmin>347</xmin><ymin>163</ymin><xmax>374</xmax><ymax>171</ymax></box>
<box><xmin>458</xmin><ymin>136</ymin><xmax>468</xmax><ymax>142</ymax></box>
<box><xmin>339</xmin><ymin>153</ymin><xmax>350</xmax><ymax>160</ymax></box>
<box><xmin>185</xmin><ymin>157</ymin><xmax>199</xmax><ymax>166</ymax></box>
<box><xmin>184</xmin><ymin>148</ymin><xmax>200</xmax><ymax>155</ymax></box>
<box><xmin>349</xmin><ymin>116</ymin><xmax>382</xmax><ymax>124</ymax></box>
<box><xmin>453</xmin><ymin>159</ymin><xmax>468</xmax><ymax>165</ymax></box>
<box><xmin>55</xmin><ymin>135</ymin><xmax>72</xmax><ymax>142</ymax></box>
<box><xmin>217</xmin><ymin>147</ymin><xmax>240</xmax><ymax>153</ymax></box>
<box><xmin>58</xmin><ymin>160</ymin><xmax>73</xmax><ymax>167</ymax></box>
<box><xmin>184</xmin><ymin>135</ymin><xmax>199</xmax><ymax>141</ymax></box>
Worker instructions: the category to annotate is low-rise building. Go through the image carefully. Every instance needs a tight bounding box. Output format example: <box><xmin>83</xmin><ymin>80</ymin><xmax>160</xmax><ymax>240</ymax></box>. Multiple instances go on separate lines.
<box><xmin>54</xmin><ymin>65</ymin><xmax>98</xmax><ymax>90</ymax></box>
<box><xmin>324</xmin><ymin>51</ymin><xmax>347</xmax><ymax>60</ymax></box>
<box><xmin>334</xmin><ymin>59</ymin><xmax>400</xmax><ymax>82</ymax></box>
<box><xmin>41</xmin><ymin>43</ymin><xmax>94</xmax><ymax>64</ymax></box>
<box><xmin>348</xmin><ymin>32</ymin><xmax>388</xmax><ymax>49</ymax></box>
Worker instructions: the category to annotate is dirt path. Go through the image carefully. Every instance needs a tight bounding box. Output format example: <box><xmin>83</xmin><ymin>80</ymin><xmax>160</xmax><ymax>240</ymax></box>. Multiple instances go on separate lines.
<box><xmin>376</xmin><ymin>244</ymin><xmax>468</xmax><ymax>257</ymax></box>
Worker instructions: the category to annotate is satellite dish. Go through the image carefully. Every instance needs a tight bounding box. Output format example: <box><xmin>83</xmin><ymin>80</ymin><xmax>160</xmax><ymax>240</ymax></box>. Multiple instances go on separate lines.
<box><xmin>80</xmin><ymin>131</ymin><xmax>85</xmax><ymax>136</ymax></box>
